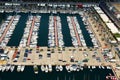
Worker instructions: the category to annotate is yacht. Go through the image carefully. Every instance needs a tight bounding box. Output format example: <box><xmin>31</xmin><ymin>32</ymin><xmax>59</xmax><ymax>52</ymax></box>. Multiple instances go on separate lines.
<box><xmin>45</xmin><ymin>65</ymin><xmax>48</xmax><ymax>73</ymax></box>
<box><xmin>59</xmin><ymin>65</ymin><xmax>63</xmax><ymax>71</ymax></box>
<box><xmin>88</xmin><ymin>66</ymin><xmax>90</xmax><ymax>69</ymax></box>
<box><xmin>17</xmin><ymin>65</ymin><xmax>21</xmax><ymax>72</ymax></box>
<box><xmin>106</xmin><ymin>66</ymin><xmax>111</xmax><ymax>69</ymax></box>
<box><xmin>48</xmin><ymin>64</ymin><xmax>52</xmax><ymax>72</ymax></box>
<box><xmin>70</xmin><ymin>65</ymin><xmax>73</xmax><ymax>71</ymax></box>
<box><xmin>56</xmin><ymin>65</ymin><xmax>59</xmax><ymax>71</ymax></box>
<box><xmin>34</xmin><ymin>65</ymin><xmax>38</xmax><ymax>74</ymax></box>
<box><xmin>21</xmin><ymin>65</ymin><xmax>25</xmax><ymax>72</ymax></box>
<box><xmin>6</xmin><ymin>64</ymin><xmax>11</xmax><ymax>71</ymax></box>
<box><xmin>80</xmin><ymin>66</ymin><xmax>83</xmax><ymax>70</ymax></box>
<box><xmin>41</xmin><ymin>65</ymin><xmax>45</xmax><ymax>72</ymax></box>
<box><xmin>66</xmin><ymin>64</ymin><xmax>71</xmax><ymax>72</ymax></box>
<box><xmin>102</xmin><ymin>66</ymin><xmax>105</xmax><ymax>69</ymax></box>
<box><xmin>99</xmin><ymin>66</ymin><xmax>101</xmax><ymax>69</ymax></box>
<box><xmin>10</xmin><ymin>65</ymin><xmax>15</xmax><ymax>72</ymax></box>
<box><xmin>76</xmin><ymin>66</ymin><xmax>80</xmax><ymax>72</ymax></box>
<box><xmin>2</xmin><ymin>65</ymin><xmax>6</xmax><ymax>72</ymax></box>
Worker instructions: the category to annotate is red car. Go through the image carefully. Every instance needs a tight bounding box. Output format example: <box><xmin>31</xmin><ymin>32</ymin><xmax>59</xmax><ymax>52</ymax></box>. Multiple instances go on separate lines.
<box><xmin>27</xmin><ymin>58</ymin><xmax>31</xmax><ymax>60</ymax></box>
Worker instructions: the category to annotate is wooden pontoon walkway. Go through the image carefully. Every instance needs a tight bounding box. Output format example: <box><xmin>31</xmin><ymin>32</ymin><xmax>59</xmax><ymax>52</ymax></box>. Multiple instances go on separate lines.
<box><xmin>0</xmin><ymin>16</ymin><xmax>15</xmax><ymax>42</ymax></box>
<box><xmin>27</xmin><ymin>16</ymin><xmax>36</xmax><ymax>46</ymax></box>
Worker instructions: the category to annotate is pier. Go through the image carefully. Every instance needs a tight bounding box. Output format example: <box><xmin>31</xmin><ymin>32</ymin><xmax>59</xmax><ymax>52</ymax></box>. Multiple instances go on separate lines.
<box><xmin>54</xmin><ymin>16</ymin><xmax>58</xmax><ymax>47</ymax></box>
<box><xmin>0</xmin><ymin>16</ymin><xmax>15</xmax><ymax>42</ymax></box>
<box><xmin>70</xmin><ymin>17</ymin><xmax>81</xmax><ymax>46</ymax></box>
<box><xmin>27</xmin><ymin>16</ymin><xmax>36</xmax><ymax>46</ymax></box>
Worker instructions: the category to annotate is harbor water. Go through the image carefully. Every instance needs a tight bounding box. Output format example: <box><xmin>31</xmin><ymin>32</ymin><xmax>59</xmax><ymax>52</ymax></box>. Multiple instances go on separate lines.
<box><xmin>0</xmin><ymin>66</ymin><xmax>114</xmax><ymax>80</ymax></box>
<box><xmin>0</xmin><ymin>12</ymin><xmax>94</xmax><ymax>47</ymax></box>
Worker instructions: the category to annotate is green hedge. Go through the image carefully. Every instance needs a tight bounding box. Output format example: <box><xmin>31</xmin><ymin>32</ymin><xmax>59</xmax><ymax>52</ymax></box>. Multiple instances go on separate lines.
<box><xmin>114</xmin><ymin>33</ymin><xmax>120</xmax><ymax>38</ymax></box>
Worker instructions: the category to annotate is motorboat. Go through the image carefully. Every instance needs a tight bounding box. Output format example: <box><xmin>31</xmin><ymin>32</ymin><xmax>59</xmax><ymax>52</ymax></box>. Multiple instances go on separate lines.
<box><xmin>48</xmin><ymin>64</ymin><xmax>52</xmax><ymax>72</ymax></box>
<box><xmin>33</xmin><ymin>65</ymin><xmax>38</xmax><ymax>74</ymax></box>
<box><xmin>21</xmin><ymin>65</ymin><xmax>25</xmax><ymax>72</ymax></box>
<box><xmin>80</xmin><ymin>66</ymin><xmax>83</xmax><ymax>70</ymax></box>
<box><xmin>17</xmin><ymin>65</ymin><xmax>21</xmax><ymax>72</ymax></box>
<box><xmin>1</xmin><ymin>65</ymin><xmax>6</xmax><ymax>72</ymax></box>
<box><xmin>65</xmin><ymin>64</ymin><xmax>71</xmax><ymax>72</ymax></box>
<box><xmin>6</xmin><ymin>64</ymin><xmax>11</xmax><ymax>71</ymax></box>
<box><xmin>10</xmin><ymin>65</ymin><xmax>15</xmax><ymax>72</ymax></box>
<box><xmin>41</xmin><ymin>65</ymin><xmax>45</xmax><ymax>72</ymax></box>
<box><xmin>88</xmin><ymin>66</ymin><xmax>90</xmax><ymax>69</ymax></box>
<box><xmin>56</xmin><ymin>65</ymin><xmax>59</xmax><ymax>71</ymax></box>
<box><xmin>59</xmin><ymin>65</ymin><xmax>63</xmax><ymax>71</ymax></box>
<box><xmin>45</xmin><ymin>65</ymin><xmax>48</xmax><ymax>73</ymax></box>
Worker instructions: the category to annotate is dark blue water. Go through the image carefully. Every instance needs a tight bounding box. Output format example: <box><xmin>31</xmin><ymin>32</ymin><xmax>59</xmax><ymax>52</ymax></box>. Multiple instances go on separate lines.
<box><xmin>0</xmin><ymin>66</ymin><xmax>114</xmax><ymax>80</ymax></box>
<box><xmin>60</xmin><ymin>13</ymin><xmax>73</xmax><ymax>47</ymax></box>
<box><xmin>0</xmin><ymin>13</ymin><xmax>6</xmax><ymax>25</ymax></box>
<box><xmin>7</xmin><ymin>13</ymin><xmax>28</xmax><ymax>46</ymax></box>
<box><xmin>37</xmin><ymin>13</ymin><xmax>49</xmax><ymax>46</ymax></box>
<box><xmin>76</xmin><ymin>14</ymin><xmax>94</xmax><ymax>47</ymax></box>
<box><xmin>5</xmin><ymin>12</ymin><xmax>94</xmax><ymax>47</ymax></box>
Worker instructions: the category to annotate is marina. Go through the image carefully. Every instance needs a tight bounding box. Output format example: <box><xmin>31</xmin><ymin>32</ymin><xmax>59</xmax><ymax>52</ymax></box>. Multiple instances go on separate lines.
<box><xmin>0</xmin><ymin>1</ymin><xmax>120</xmax><ymax>80</ymax></box>
<box><xmin>1</xmin><ymin>12</ymin><xmax>98</xmax><ymax>47</ymax></box>
<box><xmin>0</xmin><ymin>66</ymin><xmax>115</xmax><ymax>80</ymax></box>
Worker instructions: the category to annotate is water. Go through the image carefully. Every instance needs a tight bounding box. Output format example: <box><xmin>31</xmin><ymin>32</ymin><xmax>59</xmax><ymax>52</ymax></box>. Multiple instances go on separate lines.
<box><xmin>0</xmin><ymin>66</ymin><xmax>114</xmax><ymax>80</ymax></box>
<box><xmin>3</xmin><ymin>12</ymin><xmax>94</xmax><ymax>47</ymax></box>
<box><xmin>0</xmin><ymin>13</ymin><xmax>6</xmax><ymax>25</ymax></box>
<box><xmin>37</xmin><ymin>13</ymin><xmax>50</xmax><ymax>46</ymax></box>
<box><xmin>7</xmin><ymin>13</ymin><xmax>28</xmax><ymax>46</ymax></box>
<box><xmin>76</xmin><ymin>14</ymin><xmax>94</xmax><ymax>47</ymax></box>
<box><xmin>60</xmin><ymin>13</ymin><xmax>73</xmax><ymax>46</ymax></box>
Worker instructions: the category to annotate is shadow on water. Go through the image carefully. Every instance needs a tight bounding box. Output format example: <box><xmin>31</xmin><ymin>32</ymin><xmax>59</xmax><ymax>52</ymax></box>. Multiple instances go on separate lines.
<box><xmin>0</xmin><ymin>66</ymin><xmax>114</xmax><ymax>80</ymax></box>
